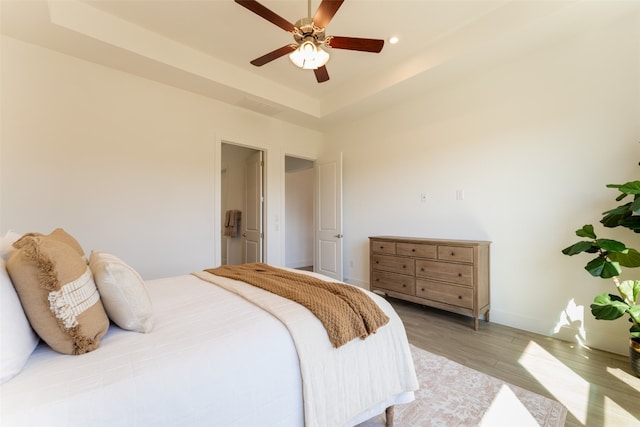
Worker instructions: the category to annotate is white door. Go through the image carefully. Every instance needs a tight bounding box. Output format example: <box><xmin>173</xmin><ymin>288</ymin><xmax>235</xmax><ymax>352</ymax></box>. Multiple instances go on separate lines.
<box><xmin>315</xmin><ymin>152</ymin><xmax>343</xmax><ymax>280</ymax></box>
<box><xmin>243</xmin><ymin>150</ymin><xmax>263</xmax><ymax>263</ymax></box>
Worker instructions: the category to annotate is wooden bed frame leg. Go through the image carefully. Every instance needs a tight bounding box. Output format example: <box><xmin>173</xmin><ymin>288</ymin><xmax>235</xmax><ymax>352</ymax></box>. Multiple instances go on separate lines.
<box><xmin>385</xmin><ymin>406</ymin><xmax>394</xmax><ymax>427</ymax></box>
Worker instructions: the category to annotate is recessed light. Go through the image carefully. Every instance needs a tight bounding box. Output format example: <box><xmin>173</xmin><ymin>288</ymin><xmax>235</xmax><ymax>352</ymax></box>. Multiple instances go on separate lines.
<box><xmin>389</xmin><ymin>36</ymin><xmax>399</xmax><ymax>45</ymax></box>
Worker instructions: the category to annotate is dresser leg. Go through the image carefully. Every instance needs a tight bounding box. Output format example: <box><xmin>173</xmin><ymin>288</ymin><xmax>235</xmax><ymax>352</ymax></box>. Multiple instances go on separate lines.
<box><xmin>485</xmin><ymin>309</ymin><xmax>490</xmax><ymax>323</ymax></box>
<box><xmin>474</xmin><ymin>317</ymin><xmax>479</xmax><ymax>330</ymax></box>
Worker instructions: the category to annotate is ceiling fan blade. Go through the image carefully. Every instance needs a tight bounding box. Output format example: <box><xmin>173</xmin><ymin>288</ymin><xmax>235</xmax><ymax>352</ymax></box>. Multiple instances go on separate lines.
<box><xmin>235</xmin><ymin>0</ymin><xmax>296</xmax><ymax>32</ymax></box>
<box><xmin>313</xmin><ymin>0</ymin><xmax>344</xmax><ymax>29</ymax></box>
<box><xmin>250</xmin><ymin>45</ymin><xmax>296</xmax><ymax>66</ymax></box>
<box><xmin>314</xmin><ymin>66</ymin><xmax>330</xmax><ymax>83</ymax></box>
<box><xmin>328</xmin><ymin>36</ymin><xmax>384</xmax><ymax>53</ymax></box>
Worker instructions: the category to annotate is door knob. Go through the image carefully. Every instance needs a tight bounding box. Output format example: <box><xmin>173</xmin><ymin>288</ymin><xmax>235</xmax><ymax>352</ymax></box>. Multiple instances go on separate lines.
<box><xmin>242</xmin><ymin>233</ymin><xmax>247</xmax><ymax>237</ymax></box>
<box><xmin>334</xmin><ymin>234</ymin><xmax>343</xmax><ymax>238</ymax></box>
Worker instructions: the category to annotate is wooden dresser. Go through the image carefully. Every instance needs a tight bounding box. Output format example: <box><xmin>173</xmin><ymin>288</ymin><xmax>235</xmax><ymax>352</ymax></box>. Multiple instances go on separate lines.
<box><xmin>369</xmin><ymin>236</ymin><xmax>491</xmax><ymax>330</ymax></box>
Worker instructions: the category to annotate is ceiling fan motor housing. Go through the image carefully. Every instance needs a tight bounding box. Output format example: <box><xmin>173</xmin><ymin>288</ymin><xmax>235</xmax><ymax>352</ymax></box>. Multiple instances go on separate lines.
<box><xmin>292</xmin><ymin>17</ymin><xmax>328</xmax><ymax>46</ymax></box>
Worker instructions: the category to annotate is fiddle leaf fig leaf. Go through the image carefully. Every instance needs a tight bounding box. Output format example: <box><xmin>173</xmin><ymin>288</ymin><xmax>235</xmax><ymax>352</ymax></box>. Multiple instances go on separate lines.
<box><xmin>591</xmin><ymin>293</ymin><xmax>628</xmax><ymax>320</ymax></box>
<box><xmin>629</xmin><ymin>316</ymin><xmax>640</xmax><ymax>338</ymax></box>
<box><xmin>630</xmin><ymin>195</ymin><xmax>640</xmax><ymax>213</ymax></box>
<box><xmin>619</xmin><ymin>216</ymin><xmax>640</xmax><ymax>232</ymax></box>
<box><xmin>601</xmin><ymin>211</ymin><xmax>630</xmax><ymax>228</ymax></box>
<box><xmin>603</xmin><ymin>204</ymin><xmax>632</xmax><ymax>217</ymax></box>
<box><xmin>596</xmin><ymin>239</ymin><xmax>626</xmax><ymax>253</ymax></box>
<box><xmin>618</xmin><ymin>280</ymin><xmax>640</xmax><ymax>305</ymax></box>
<box><xmin>562</xmin><ymin>241</ymin><xmax>594</xmax><ymax>256</ymax></box>
<box><xmin>628</xmin><ymin>306</ymin><xmax>640</xmax><ymax>328</ymax></box>
<box><xmin>585</xmin><ymin>258</ymin><xmax>621</xmax><ymax>278</ymax></box>
<box><xmin>618</xmin><ymin>181</ymin><xmax>640</xmax><ymax>195</ymax></box>
<box><xmin>609</xmin><ymin>248</ymin><xmax>640</xmax><ymax>268</ymax></box>
<box><xmin>576</xmin><ymin>225</ymin><xmax>596</xmax><ymax>239</ymax></box>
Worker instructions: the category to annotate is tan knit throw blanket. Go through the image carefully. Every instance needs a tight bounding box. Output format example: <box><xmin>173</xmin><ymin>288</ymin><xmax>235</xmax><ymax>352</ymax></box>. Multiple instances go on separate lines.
<box><xmin>205</xmin><ymin>263</ymin><xmax>389</xmax><ymax>348</ymax></box>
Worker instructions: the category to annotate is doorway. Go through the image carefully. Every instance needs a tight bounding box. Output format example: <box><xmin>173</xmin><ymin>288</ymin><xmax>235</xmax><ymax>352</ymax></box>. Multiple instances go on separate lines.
<box><xmin>221</xmin><ymin>143</ymin><xmax>264</xmax><ymax>265</ymax></box>
<box><xmin>284</xmin><ymin>156</ymin><xmax>314</xmax><ymax>270</ymax></box>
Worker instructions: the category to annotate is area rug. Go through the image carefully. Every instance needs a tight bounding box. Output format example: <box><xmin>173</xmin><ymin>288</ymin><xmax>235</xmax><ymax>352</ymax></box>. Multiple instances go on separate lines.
<box><xmin>360</xmin><ymin>344</ymin><xmax>567</xmax><ymax>427</ymax></box>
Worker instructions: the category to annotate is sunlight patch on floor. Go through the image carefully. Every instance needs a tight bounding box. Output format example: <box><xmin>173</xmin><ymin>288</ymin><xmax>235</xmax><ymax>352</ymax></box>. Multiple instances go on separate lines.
<box><xmin>480</xmin><ymin>384</ymin><xmax>539</xmax><ymax>427</ymax></box>
<box><xmin>606</xmin><ymin>366</ymin><xmax>640</xmax><ymax>392</ymax></box>
<box><xmin>518</xmin><ymin>341</ymin><xmax>589</xmax><ymax>424</ymax></box>
<box><xmin>602</xmin><ymin>395</ymin><xmax>633</xmax><ymax>427</ymax></box>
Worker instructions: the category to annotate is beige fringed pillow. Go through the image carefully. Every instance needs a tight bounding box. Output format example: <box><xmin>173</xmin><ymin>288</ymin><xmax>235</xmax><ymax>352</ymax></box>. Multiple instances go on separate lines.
<box><xmin>46</xmin><ymin>228</ymin><xmax>86</xmax><ymax>258</ymax></box>
<box><xmin>6</xmin><ymin>232</ymin><xmax>109</xmax><ymax>355</ymax></box>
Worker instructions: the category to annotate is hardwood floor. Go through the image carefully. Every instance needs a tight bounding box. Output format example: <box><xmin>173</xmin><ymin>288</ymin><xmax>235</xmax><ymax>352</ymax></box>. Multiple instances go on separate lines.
<box><xmin>389</xmin><ymin>297</ymin><xmax>640</xmax><ymax>427</ymax></box>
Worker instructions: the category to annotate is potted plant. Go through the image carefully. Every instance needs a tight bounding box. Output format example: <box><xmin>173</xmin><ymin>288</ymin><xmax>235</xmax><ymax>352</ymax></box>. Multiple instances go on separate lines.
<box><xmin>562</xmin><ymin>177</ymin><xmax>640</xmax><ymax>377</ymax></box>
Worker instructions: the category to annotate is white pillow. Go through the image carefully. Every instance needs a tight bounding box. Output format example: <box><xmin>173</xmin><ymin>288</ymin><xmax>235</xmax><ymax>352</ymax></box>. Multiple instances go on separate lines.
<box><xmin>0</xmin><ymin>258</ymin><xmax>40</xmax><ymax>384</ymax></box>
<box><xmin>89</xmin><ymin>251</ymin><xmax>153</xmax><ymax>333</ymax></box>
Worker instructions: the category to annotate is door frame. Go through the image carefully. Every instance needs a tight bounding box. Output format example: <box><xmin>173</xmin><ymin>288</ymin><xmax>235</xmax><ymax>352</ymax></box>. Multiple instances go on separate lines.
<box><xmin>215</xmin><ymin>135</ymin><xmax>267</xmax><ymax>267</ymax></box>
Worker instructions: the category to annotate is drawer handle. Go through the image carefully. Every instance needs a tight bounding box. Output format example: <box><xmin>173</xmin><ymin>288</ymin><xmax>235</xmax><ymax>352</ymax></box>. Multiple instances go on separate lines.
<box><xmin>376</xmin><ymin>261</ymin><xmax>379</xmax><ymax>264</ymax></box>
<box><xmin>420</xmin><ymin>268</ymin><xmax>425</xmax><ymax>272</ymax></box>
<box><xmin>421</xmin><ymin>288</ymin><xmax>425</xmax><ymax>292</ymax></box>
<box><xmin>403</xmin><ymin>265</ymin><xmax>407</xmax><ymax>269</ymax></box>
<box><xmin>376</xmin><ymin>278</ymin><xmax>379</xmax><ymax>282</ymax></box>
<box><xmin>380</xmin><ymin>246</ymin><xmax>384</xmax><ymax>249</ymax></box>
<box><xmin>458</xmin><ymin>295</ymin><xmax>463</xmax><ymax>299</ymax></box>
<box><xmin>451</xmin><ymin>252</ymin><xmax>455</xmax><ymax>256</ymax></box>
<box><xmin>411</xmin><ymin>248</ymin><xmax>416</xmax><ymax>252</ymax></box>
<box><xmin>458</xmin><ymin>273</ymin><xmax>462</xmax><ymax>277</ymax></box>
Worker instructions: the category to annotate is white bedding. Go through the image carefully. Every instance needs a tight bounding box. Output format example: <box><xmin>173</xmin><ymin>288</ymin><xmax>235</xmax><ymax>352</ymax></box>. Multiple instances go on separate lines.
<box><xmin>1</xmin><ymin>272</ymin><xmax>417</xmax><ymax>427</ymax></box>
<box><xmin>194</xmin><ymin>269</ymin><xmax>418</xmax><ymax>427</ymax></box>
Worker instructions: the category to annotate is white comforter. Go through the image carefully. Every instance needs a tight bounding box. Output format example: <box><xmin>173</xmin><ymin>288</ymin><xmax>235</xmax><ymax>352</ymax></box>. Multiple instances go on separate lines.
<box><xmin>194</xmin><ymin>270</ymin><xmax>418</xmax><ymax>427</ymax></box>
<box><xmin>1</xmin><ymin>272</ymin><xmax>417</xmax><ymax>427</ymax></box>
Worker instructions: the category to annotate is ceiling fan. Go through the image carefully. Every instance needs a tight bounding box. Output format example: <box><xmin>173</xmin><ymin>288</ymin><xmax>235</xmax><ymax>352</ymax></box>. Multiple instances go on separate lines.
<box><xmin>235</xmin><ymin>0</ymin><xmax>384</xmax><ymax>83</ymax></box>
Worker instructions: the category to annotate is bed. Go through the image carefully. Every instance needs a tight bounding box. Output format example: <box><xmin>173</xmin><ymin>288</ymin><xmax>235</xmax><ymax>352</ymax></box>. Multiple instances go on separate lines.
<box><xmin>0</xmin><ymin>230</ymin><xmax>418</xmax><ymax>427</ymax></box>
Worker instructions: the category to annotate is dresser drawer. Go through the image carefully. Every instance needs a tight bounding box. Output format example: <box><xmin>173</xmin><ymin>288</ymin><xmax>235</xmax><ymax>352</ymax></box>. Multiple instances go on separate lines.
<box><xmin>372</xmin><ymin>255</ymin><xmax>415</xmax><ymax>276</ymax></box>
<box><xmin>371</xmin><ymin>271</ymin><xmax>415</xmax><ymax>296</ymax></box>
<box><xmin>371</xmin><ymin>240</ymin><xmax>396</xmax><ymax>255</ymax></box>
<box><xmin>397</xmin><ymin>243</ymin><xmax>436</xmax><ymax>259</ymax></box>
<box><xmin>416</xmin><ymin>279</ymin><xmax>473</xmax><ymax>309</ymax></box>
<box><xmin>415</xmin><ymin>260</ymin><xmax>473</xmax><ymax>286</ymax></box>
<box><xmin>437</xmin><ymin>245</ymin><xmax>474</xmax><ymax>263</ymax></box>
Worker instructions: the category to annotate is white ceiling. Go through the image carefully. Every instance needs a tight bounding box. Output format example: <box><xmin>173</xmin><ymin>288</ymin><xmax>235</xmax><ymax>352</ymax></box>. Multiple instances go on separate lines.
<box><xmin>2</xmin><ymin>0</ymin><xmax>638</xmax><ymax>130</ymax></box>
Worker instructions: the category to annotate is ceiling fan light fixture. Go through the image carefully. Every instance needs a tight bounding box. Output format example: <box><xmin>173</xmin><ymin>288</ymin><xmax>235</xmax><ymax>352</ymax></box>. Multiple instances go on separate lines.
<box><xmin>289</xmin><ymin>39</ymin><xmax>329</xmax><ymax>70</ymax></box>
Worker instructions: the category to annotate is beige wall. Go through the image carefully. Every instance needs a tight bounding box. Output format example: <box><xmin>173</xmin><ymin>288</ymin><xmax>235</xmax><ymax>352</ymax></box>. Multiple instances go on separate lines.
<box><xmin>325</xmin><ymin>12</ymin><xmax>640</xmax><ymax>355</ymax></box>
<box><xmin>0</xmin><ymin>36</ymin><xmax>322</xmax><ymax>280</ymax></box>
